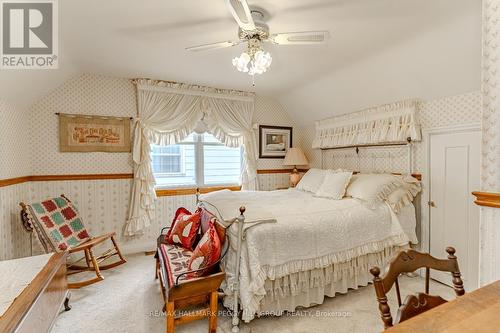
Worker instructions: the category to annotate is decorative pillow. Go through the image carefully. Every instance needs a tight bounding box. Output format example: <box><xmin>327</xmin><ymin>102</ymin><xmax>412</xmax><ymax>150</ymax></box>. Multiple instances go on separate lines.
<box><xmin>198</xmin><ymin>207</ymin><xmax>226</xmax><ymax>246</ymax></box>
<box><xmin>296</xmin><ymin>168</ymin><xmax>327</xmax><ymax>193</ymax></box>
<box><xmin>345</xmin><ymin>173</ymin><xmax>403</xmax><ymax>207</ymax></box>
<box><xmin>25</xmin><ymin>196</ymin><xmax>90</xmax><ymax>252</ymax></box>
<box><xmin>161</xmin><ymin>207</ymin><xmax>191</xmax><ymax>244</ymax></box>
<box><xmin>187</xmin><ymin>221</ymin><xmax>221</xmax><ymax>278</ymax></box>
<box><xmin>166</xmin><ymin>209</ymin><xmax>201</xmax><ymax>250</ymax></box>
<box><xmin>199</xmin><ymin>207</ymin><xmax>216</xmax><ymax>235</ymax></box>
<box><xmin>386</xmin><ymin>175</ymin><xmax>422</xmax><ymax>213</ymax></box>
<box><xmin>314</xmin><ymin>170</ymin><xmax>353</xmax><ymax>199</ymax></box>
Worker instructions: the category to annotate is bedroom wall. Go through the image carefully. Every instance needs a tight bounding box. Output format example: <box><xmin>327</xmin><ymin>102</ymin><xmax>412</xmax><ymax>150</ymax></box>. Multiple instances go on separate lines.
<box><xmin>0</xmin><ymin>100</ymin><xmax>32</xmax><ymax>260</ymax></box>
<box><xmin>0</xmin><ymin>73</ymin><xmax>300</xmax><ymax>259</ymax></box>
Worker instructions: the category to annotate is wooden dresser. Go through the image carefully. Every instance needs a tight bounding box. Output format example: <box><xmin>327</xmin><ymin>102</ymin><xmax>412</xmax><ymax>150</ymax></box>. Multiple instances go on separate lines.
<box><xmin>0</xmin><ymin>252</ymin><xmax>69</xmax><ymax>333</ymax></box>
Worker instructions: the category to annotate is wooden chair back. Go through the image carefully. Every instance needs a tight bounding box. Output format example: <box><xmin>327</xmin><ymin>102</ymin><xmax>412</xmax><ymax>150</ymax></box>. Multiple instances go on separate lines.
<box><xmin>370</xmin><ymin>247</ymin><xmax>465</xmax><ymax>329</ymax></box>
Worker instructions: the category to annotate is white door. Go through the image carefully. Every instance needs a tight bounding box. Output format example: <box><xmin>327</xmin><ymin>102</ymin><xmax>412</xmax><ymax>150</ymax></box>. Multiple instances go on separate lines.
<box><xmin>429</xmin><ymin>129</ymin><xmax>481</xmax><ymax>291</ymax></box>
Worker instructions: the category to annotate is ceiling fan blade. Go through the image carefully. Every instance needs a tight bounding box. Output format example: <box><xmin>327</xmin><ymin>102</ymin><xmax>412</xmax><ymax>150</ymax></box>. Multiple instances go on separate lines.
<box><xmin>270</xmin><ymin>31</ymin><xmax>330</xmax><ymax>45</ymax></box>
<box><xmin>225</xmin><ymin>0</ymin><xmax>256</xmax><ymax>31</ymax></box>
<box><xmin>186</xmin><ymin>41</ymin><xmax>241</xmax><ymax>52</ymax></box>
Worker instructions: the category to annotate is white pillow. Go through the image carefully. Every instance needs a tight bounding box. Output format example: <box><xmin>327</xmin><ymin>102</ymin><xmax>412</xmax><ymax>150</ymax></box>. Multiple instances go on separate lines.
<box><xmin>386</xmin><ymin>175</ymin><xmax>422</xmax><ymax>213</ymax></box>
<box><xmin>345</xmin><ymin>173</ymin><xmax>402</xmax><ymax>207</ymax></box>
<box><xmin>296</xmin><ymin>168</ymin><xmax>327</xmax><ymax>193</ymax></box>
<box><xmin>314</xmin><ymin>170</ymin><xmax>353</xmax><ymax>199</ymax></box>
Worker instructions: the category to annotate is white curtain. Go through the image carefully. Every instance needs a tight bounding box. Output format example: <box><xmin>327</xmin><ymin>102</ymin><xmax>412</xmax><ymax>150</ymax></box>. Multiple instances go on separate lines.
<box><xmin>125</xmin><ymin>80</ymin><xmax>256</xmax><ymax>236</ymax></box>
<box><xmin>206</xmin><ymin>98</ymin><xmax>259</xmax><ymax>191</ymax></box>
<box><xmin>312</xmin><ymin>99</ymin><xmax>422</xmax><ymax>149</ymax></box>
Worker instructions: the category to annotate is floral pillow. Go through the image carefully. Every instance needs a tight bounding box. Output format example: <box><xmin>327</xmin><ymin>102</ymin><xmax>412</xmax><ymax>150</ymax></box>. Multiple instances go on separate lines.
<box><xmin>187</xmin><ymin>221</ymin><xmax>221</xmax><ymax>278</ymax></box>
<box><xmin>166</xmin><ymin>209</ymin><xmax>201</xmax><ymax>250</ymax></box>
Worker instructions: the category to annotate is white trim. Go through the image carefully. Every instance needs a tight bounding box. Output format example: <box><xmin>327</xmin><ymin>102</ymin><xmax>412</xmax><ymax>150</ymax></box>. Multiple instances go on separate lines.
<box><xmin>137</xmin><ymin>84</ymin><xmax>255</xmax><ymax>102</ymax></box>
<box><xmin>420</xmin><ymin>122</ymin><xmax>481</xmax><ymax>255</ymax></box>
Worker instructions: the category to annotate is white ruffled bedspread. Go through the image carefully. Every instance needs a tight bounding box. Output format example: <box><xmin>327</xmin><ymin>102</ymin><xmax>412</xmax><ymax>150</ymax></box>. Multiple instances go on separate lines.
<box><xmin>200</xmin><ymin>189</ymin><xmax>410</xmax><ymax>322</ymax></box>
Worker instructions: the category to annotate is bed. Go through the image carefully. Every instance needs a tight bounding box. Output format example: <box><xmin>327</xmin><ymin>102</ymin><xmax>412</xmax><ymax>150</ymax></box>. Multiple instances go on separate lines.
<box><xmin>199</xmin><ymin>187</ymin><xmax>418</xmax><ymax>327</ymax></box>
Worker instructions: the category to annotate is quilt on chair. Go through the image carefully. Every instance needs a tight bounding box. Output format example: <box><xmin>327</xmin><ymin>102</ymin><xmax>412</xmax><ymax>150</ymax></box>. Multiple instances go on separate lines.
<box><xmin>24</xmin><ymin>195</ymin><xmax>90</xmax><ymax>252</ymax></box>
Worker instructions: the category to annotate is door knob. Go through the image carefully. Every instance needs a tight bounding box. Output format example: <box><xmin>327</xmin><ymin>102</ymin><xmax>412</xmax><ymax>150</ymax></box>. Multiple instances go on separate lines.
<box><xmin>428</xmin><ymin>201</ymin><xmax>436</xmax><ymax>208</ymax></box>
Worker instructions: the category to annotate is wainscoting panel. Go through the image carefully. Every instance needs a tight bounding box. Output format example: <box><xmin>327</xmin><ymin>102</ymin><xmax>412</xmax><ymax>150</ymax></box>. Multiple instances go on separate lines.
<box><xmin>0</xmin><ymin>172</ymin><xmax>290</xmax><ymax>260</ymax></box>
<box><xmin>27</xmin><ymin>179</ymin><xmax>198</xmax><ymax>254</ymax></box>
<box><xmin>0</xmin><ymin>183</ymin><xmax>31</xmax><ymax>260</ymax></box>
<box><xmin>258</xmin><ymin>173</ymin><xmax>291</xmax><ymax>191</ymax></box>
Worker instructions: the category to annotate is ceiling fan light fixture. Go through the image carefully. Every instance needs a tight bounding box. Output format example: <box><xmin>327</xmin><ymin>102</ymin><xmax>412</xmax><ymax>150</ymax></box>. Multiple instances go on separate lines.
<box><xmin>232</xmin><ymin>44</ymin><xmax>272</xmax><ymax>76</ymax></box>
<box><xmin>232</xmin><ymin>52</ymin><xmax>251</xmax><ymax>73</ymax></box>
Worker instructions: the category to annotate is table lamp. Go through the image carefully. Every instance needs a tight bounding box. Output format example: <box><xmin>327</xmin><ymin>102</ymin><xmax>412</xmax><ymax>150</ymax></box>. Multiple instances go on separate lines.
<box><xmin>283</xmin><ymin>147</ymin><xmax>309</xmax><ymax>187</ymax></box>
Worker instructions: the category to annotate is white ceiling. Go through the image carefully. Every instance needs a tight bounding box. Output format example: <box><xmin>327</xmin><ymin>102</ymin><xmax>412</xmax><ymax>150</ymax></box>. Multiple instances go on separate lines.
<box><xmin>0</xmin><ymin>0</ymin><xmax>481</xmax><ymax>124</ymax></box>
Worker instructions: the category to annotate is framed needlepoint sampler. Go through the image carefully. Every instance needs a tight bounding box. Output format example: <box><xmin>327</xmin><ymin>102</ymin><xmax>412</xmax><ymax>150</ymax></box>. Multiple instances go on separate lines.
<box><xmin>58</xmin><ymin>113</ymin><xmax>131</xmax><ymax>152</ymax></box>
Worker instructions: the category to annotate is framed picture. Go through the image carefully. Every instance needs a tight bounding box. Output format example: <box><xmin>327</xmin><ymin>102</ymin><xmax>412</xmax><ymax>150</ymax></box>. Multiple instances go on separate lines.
<box><xmin>259</xmin><ymin>125</ymin><xmax>293</xmax><ymax>158</ymax></box>
<box><xmin>59</xmin><ymin>113</ymin><xmax>131</xmax><ymax>152</ymax></box>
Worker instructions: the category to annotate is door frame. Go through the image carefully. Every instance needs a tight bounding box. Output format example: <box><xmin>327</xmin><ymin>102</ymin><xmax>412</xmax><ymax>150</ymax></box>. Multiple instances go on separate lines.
<box><xmin>420</xmin><ymin>122</ymin><xmax>481</xmax><ymax>257</ymax></box>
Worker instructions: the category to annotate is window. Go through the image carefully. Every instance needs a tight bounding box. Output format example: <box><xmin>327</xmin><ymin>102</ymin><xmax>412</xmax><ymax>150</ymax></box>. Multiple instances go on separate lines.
<box><xmin>152</xmin><ymin>132</ymin><xmax>241</xmax><ymax>188</ymax></box>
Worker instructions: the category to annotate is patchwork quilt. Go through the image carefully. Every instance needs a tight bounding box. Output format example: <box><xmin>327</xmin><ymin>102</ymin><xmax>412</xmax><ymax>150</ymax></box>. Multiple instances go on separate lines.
<box><xmin>25</xmin><ymin>196</ymin><xmax>90</xmax><ymax>252</ymax></box>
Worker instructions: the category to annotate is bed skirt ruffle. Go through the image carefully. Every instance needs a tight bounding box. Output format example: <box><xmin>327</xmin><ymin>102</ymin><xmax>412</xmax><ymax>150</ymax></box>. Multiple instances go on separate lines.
<box><xmin>223</xmin><ymin>244</ymin><xmax>405</xmax><ymax>322</ymax></box>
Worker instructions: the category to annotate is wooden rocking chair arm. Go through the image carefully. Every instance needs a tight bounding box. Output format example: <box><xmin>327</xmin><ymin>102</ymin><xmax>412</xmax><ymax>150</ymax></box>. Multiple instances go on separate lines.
<box><xmin>69</xmin><ymin>232</ymin><xmax>116</xmax><ymax>253</ymax></box>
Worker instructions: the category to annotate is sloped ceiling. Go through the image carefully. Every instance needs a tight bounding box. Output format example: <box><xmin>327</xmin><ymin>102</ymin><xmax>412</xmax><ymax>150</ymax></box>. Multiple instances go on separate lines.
<box><xmin>0</xmin><ymin>0</ymin><xmax>481</xmax><ymax>124</ymax></box>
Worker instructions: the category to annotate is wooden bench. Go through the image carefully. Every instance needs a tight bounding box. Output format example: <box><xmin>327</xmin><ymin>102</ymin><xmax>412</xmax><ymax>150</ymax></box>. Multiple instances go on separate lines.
<box><xmin>155</xmin><ymin>203</ymin><xmax>232</xmax><ymax>333</ymax></box>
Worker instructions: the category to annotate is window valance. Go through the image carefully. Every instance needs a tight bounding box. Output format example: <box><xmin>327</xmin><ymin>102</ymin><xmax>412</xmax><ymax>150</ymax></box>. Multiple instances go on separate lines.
<box><xmin>312</xmin><ymin>99</ymin><xmax>422</xmax><ymax>149</ymax></box>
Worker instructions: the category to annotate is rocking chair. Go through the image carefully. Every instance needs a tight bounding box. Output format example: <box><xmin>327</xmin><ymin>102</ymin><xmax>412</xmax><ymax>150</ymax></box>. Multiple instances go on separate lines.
<box><xmin>20</xmin><ymin>194</ymin><xmax>126</xmax><ymax>289</ymax></box>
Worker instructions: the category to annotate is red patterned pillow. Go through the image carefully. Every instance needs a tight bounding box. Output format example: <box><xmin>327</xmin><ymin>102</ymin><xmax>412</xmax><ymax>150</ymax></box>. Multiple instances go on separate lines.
<box><xmin>166</xmin><ymin>209</ymin><xmax>201</xmax><ymax>250</ymax></box>
<box><xmin>197</xmin><ymin>207</ymin><xmax>226</xmax><ymax>246</ymax></box>
<box><xmin>198</xmin><ymin>207</ymin><xmax>215</xmax><ymax>235</ymax></box>
<box><xmin>163</xmin><ymin>207</ymin><xmax>191</xmax><ymax>239</ymax></box>
<box><xmin>187</xmin><ymin>221</ymin><xmax>221</xmax><ymax>278</ymax></box>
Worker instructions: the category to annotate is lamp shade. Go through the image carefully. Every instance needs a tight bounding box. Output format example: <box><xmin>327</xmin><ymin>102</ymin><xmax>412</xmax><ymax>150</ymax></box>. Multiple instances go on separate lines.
<box><xmin>283</xmin><ymin>147</ymin><xmax>308</xmax><ymax>166</ymax></box>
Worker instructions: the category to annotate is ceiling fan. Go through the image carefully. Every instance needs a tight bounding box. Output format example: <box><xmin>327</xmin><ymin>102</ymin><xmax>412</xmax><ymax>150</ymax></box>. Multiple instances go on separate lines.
<box><xmin>186</xmin><ymin>0</ymin><xmax>330</xmax><ymax>79</ymax></box>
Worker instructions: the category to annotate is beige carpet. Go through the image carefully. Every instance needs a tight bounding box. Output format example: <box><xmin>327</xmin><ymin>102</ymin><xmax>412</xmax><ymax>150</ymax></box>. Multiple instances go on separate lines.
<box><xmin>52</xmin><ymin>253</ymin><xmax>455</xmax><ymax>333</ymax></box>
